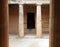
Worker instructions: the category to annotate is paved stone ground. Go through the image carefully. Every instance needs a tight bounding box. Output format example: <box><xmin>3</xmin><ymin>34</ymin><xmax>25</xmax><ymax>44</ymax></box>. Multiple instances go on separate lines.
<box><xmin>9</xmin><ymin>34</ymin><xmax>49</xmax><ymax>47</ymax></box>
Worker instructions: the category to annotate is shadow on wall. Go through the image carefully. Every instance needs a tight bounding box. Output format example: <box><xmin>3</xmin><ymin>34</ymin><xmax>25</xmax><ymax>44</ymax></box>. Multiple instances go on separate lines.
<box><xmin>9</xmin><ymin>4</ymin><xmax>19</xmax><ymax>35</ymax></box>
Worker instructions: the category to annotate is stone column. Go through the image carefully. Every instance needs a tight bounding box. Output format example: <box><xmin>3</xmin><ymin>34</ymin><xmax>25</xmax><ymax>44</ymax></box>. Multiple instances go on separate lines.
<box><xmin>49</xmin><ymin>0</ymin><xmax>54</xmax><ymax>47</ymax></box>
<box><xmin>36</xmin><ymin>5</ymin><xmax>42</xmax><ymax>38</ymax></box>
<box><xmin>51</xmin><ymin>0</ymin><xmax>60</xmax><ymax>47</ymax></box>
<box><xmin>19</xmin><ymin>4</ymin><xmax>24</xmax><ymax>37</ymax></box>
<box><xmin>0</xmin><ymin>0</ymin><xmax>9</xmax><ymax>47</ymax></box>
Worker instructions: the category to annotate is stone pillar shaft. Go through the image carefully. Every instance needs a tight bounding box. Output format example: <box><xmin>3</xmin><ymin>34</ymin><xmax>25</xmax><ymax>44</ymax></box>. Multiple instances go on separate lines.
<box><xmin>19</xmin><ymin>4</ymin><xmax>24</xmax><ymax>37</ymax></box>
<box><xmin>0</xmin><ymin>0</ymin><xmax>9</xmax><ymax>47</ymax></box>
<box><xmin>36</xmin><ymin>5</ymin><xmax>42</xmax><ymax>38</ymax></box>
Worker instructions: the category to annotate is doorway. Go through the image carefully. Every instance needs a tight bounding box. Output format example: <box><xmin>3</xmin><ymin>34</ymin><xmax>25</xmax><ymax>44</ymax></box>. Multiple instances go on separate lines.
<box><xmin>24</xmin><ymin>4</ymin><xmax>36</xmax><ymax>35</ymax></box>
<box><xmin>27</xmin><ymin>13</ymin><xmax>35</xmax><ymax>29</ymax></box>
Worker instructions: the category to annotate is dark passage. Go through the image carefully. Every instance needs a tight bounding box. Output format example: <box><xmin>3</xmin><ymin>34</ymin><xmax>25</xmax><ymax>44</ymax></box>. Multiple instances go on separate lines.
<box><xmin>27</xmin><ymin>13</ymin><xmax>35</xmax><ymax>29</ymax></box>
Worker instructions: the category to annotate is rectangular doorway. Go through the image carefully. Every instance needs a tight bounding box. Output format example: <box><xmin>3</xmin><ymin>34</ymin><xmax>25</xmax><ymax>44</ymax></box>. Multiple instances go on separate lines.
<box><xmin>27</xmin><ymin>13</ymin><xmax>35</xmax><ymax>29</ymax></box>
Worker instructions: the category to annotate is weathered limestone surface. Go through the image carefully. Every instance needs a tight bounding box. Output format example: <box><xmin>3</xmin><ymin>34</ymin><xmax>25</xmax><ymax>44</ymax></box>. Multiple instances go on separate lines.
<box><xmin>36</xmin><ymin>5</ymin><xmax>42</xmax><ymax>38</ymax></box>
<box><xmin>19</xmin><ymin>5</ymin><xmax>24</xmax><ymax>37</ymax></box>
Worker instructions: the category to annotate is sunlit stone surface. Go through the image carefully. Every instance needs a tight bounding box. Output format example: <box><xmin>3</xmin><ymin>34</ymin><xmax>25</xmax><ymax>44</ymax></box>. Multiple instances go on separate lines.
<box><xmin>9</xmin><ymin>34</ymin><xmax>49</xmax><ymax>47</ymax></box>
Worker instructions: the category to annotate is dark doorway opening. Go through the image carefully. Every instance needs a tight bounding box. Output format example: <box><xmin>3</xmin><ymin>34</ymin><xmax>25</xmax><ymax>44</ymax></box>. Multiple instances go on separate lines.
<box><xmin>27</xmin><ymin>13</ymin><xmax>35</xmax><ymax>29</ymax></box>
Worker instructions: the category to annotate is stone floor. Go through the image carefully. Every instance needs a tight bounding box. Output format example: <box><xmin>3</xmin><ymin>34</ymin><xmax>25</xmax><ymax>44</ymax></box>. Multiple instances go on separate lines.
<box><xmin>9</xmin><ymin>34</ymin><xmax>49</xmax><ymax>47</ymax></box>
